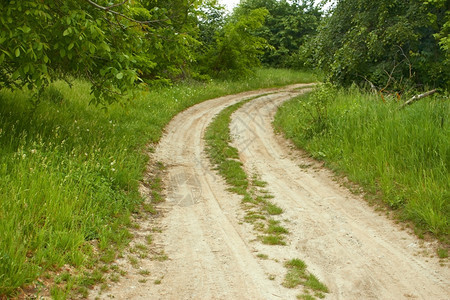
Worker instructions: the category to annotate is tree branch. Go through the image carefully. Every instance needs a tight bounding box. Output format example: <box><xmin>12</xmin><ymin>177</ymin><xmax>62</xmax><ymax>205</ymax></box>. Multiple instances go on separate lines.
<box><xmin>399</xmin><ymin>89</ymin><xmax>437</xmax><ymax>109</ymax></box>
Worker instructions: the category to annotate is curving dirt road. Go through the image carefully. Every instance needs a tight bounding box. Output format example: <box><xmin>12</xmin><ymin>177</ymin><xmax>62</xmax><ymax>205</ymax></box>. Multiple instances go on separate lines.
<box><xmin>96</xmin><ymin>84</ymin><xmax>449</xmax><ymax>299</ymax></box>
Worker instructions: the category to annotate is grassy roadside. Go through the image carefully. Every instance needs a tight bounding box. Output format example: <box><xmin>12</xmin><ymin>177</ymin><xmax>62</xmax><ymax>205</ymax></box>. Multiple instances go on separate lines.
<box><xmin>274</xmin><ymin>84</ymin><xmax>449</xmax><ymax>242</ymax></box>
<box><xmin>0</xmin><ymin>68</ymin><xmax>318</xmax><ymax>297</ymax></box>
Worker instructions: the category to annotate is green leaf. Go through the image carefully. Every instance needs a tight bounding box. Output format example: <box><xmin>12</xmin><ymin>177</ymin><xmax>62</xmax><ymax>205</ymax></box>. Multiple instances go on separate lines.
<box><xmin>22</xmin><ymin>26</ymin><xmax>31</xmax><ymax>33</ymax></box>
<box><xmin>68</xmin><ymin>42</ymin><xmax>74</xmax><ymax>50</ymax></box>
<box><xmin>63</xmin><ymin>29</ymin><xmax>70</xmax><ymax>36</ymax></box>
<box><xmin>0</xmin><ymin>53</ymin><xmax>4</xmax><ymax>65</ymax></box>
<box><xmin>15</xmin><ymin>48</ymin><xmax>20</xmax><ymax>57</ymax></box>
<box><xmin>116</xmin><ymin>72</ymin><xmax>123</xmax><ymax>79</ymax></box>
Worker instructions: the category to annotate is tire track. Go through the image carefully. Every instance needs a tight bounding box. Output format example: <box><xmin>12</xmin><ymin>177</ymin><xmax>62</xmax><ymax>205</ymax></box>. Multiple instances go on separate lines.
<box><xmin>230</xmin><ymin>90</ymin><xmax>450</xmax><ymax>299</ymax></box>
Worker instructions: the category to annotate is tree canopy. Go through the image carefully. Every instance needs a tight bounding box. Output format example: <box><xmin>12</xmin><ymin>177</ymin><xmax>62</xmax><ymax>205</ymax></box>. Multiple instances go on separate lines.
<box><xmin>1</xmin><ymin>0</ymin><xmax>448</xmax><ymax>103</ymax></box>
<box><xmin>234</xmin><ymin>0</ymin><xmax>321</xmax><ymax>68</ymax></box>
<box><xmin>304</xmin><ymin>0</ymin><xmax>449</xmax><ymax>90</ymax></box>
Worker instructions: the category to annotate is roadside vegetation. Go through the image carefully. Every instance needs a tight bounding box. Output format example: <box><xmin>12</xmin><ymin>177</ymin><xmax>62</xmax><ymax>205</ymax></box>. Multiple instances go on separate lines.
<box><xmin>275</xmin><ymin>84</ymin><xmax>449</xmax><ymax>240</ymax></box>
<box><xmin>0</xmin><ymin>68</ymin><xmax>314</xmax><ymax>297</ymax></box>
<box><xmin>1</xmin><ymin>0</ymin><xmax>449</xmax><ymax>297</ymax></box>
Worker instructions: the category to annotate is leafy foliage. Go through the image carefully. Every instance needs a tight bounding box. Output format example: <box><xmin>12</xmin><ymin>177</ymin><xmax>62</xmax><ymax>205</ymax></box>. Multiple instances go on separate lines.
<box><xmin>235</xmin><ymin>0</ymin><xmax>321</xmax><ymax>68</ymax></box>
<box><xmin>305</xmin><ymin>0</ymin><xmax>449</xmax><ymax>90</ymax></box>
<box><xmin>0</xmin><ymin>0</ymin><xmax>205</xmax><ymax>103</ymax></box>
<box><xmin>199</xmin><ymin>7</ymin><xmax>269</xmax><ymax>77</ymax></box>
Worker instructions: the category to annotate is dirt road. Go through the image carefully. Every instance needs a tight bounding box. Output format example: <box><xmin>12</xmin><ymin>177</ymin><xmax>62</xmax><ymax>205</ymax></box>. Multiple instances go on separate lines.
<box><xmin>97</xmin><ymin>85</ymin><xmax>449</xmax><ymax>299</ymax></box>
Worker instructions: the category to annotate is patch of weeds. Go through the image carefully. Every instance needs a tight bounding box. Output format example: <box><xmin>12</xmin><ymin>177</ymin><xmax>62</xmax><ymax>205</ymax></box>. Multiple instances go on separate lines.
<box><xmin>110</xmin><ymin>265</ymin><xmax>119</xmax><ymax>272</ymax></box>
<box><xmin>156</xmin><ymin>161</ymin><xmax>165</xmax><ymax>170</ymax></box>
<box><xmin>283</xmin><ymin>258</ymin><xmax>328</xmax><ymax>298</ymax></box>
<box><xmin>77</xmin><ymin>286</ymin><xmax>89</xmax><ymax>298</ymax></box>
<box><xmin>100</xmin><ymin>283</ymin><xmax>109</xmax><ymax>291</ymax></box>
<box><xmin>50</xmin><ymin>285</ymin><xmax>68</xmax><ymax>299</ymax></box>
<box><xmin>153</xmin><ymin>251</ymin><xmax>169</xmax><ymax>261</ymax></box>
<box><xmin>142</xmin><ymin>203</ymin><xmax>157</xmax><ymax>215</ymax></box>
<box><xmin>100</xmin><ymin>249</ymin><xmax>116</xmax><ymax>264</ymax></box>
<box><xmin>268</xmin><ymin>274</ymin><xmax>276</xmax><ymax>280</ymax></box>
<box><xmin>252</xmin><ymin>174</ymin><xmax>267</xmax><ymax>187</ymax></box>
<box><xmin>138</xmin><ymin>269</ymin><xmax>151</xmax><ymax>276</ymax></box>
<box><xmin>437</xmin><ymin>248</ymin><xmax>448</xmax><ymax>259</ymax></box>
<box><xmin>138</xmin><ymin>279</ymin><xmax>147</xmax><ymax>283</ymax></box>
<box><xmin>261</xmin><ymin>234</ymin><xmax>286</xmax><ymax>246</ymax></box>
<box><xmin>261</xmin><ymin>193</ymin><xmax>275</xmax><ymax>199</ymax></box>
<box><xmin>299</xmin><ymin>163</ymin><xmax>312</xmax><ymax>169</ymax></box>
<box><xmin>145</xmin><ymin>234</ymin><xmax>153</xmax><ymax>245</ymax></box>
<box><xmin>110</xmin><ymin>273</ymin><xmax>120</xmax><ymax>283</ymax></box>
<box><xmin>283</xmin><ymin>259</ymin><xmax>307</xmax><ymax>288</ymax></box>
<box><xmin>244</xmin><ymin>212</ymin><xmax>266</xmax><ymax>222</ymax></box>
<box><xmin>128</xmin><ymin>255</ymin><xmax>140</xmax><ymax>268</ymax></box>
<box><xmin>135</xmin><ymin>243</ymin><xmax>148</xmax><ymax>251</ymax></box>
<box><xmin>414</xmin><ymin>227</ymin><xmax>425</xmax><ymax>239</ymax></box>
<box><xmin>265</xmin><ymin>203</ymin><xmax>283</xmax><ymax>215</ymax></box>
<box><xmin>256</xmin><ymin>253</ymin><xmax>269</xmax><ymax>260</ymax></box>
<box><xmin>99</xmin><ymin>265</ymin><xmax>109</xmax><ymax>273</ymax></box>
<box><xmin>297</xmin><ymin>294</ymin><xmax>315</xmax><ymax>300</ymax></box>
<box><xmin>253</xmin><ymin>221</ymin><xmax>265</xmax><ymax>232</ymax></box>
<box><xmin>55</xmin><ymin>271</ymin><xmax>71</xmax><ymax>284</ymax></box>
<box><xmin>152</xmin><ymin>227</ymin><xmax>163</xmax><ymax>233</ymax></box>
<box><xmin>305</xmin><ymin>274</ymin><xmax>328</xmax><ymax>293</ymax></box>
<box><xmin>77</xmin><ymin>270</ymin><xmax>104</xmax><ymax>289</ymax></box>
<box><xmin>267</xmin><ymin>220</ymin><xmax>289</xmax><ymax>234</ymax></box>
<box><xmin>154</xmin><ymin>278</ymin><xmax>162</xmax><ymax>285</ymax></box>
<box><xmin>151</xmin><ymin>191</ymin><xmax>164</xmax><ymax>204</ymax></box>
<box><xmin>243</xmin><ymin>193</ymin><xmax>257</xmax><ymax>204</ymax></box>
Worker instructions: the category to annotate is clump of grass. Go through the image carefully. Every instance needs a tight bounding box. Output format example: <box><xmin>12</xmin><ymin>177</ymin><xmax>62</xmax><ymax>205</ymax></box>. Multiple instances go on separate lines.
<box><xmin>256</xmin><ymin>253</ymin><xmax>269</xmax><ymax>259</ymax></box>
<box><xmin>267</xmin><ymin>220</ymin><xmax>289</xmax><ymax>235</ymax></box>
<box><xmin>138</xmin><ymin>269</ymin><xmax>151</xmax><ymax>276</ymax></box>
<box><xmin>261</xmin><ymin>235</ymin><xmax>286</xmax><ymax>246</ymax></box>
<box><xmin>437</xmin><ymin>248</ymin><xmax>448</xmax><ymax>259</ymax></box>
<box><xmin>283</xmin><ymin>259</ymin><xmax>328</xmax><ymax>299</ymax></box>
<box><xmin>275</xmin><ymin>84</ymin><xmax>449</xmax><ymax>238</ymax></box>
<box><xmin>265</xmin><ymin>203</ymin><xmax>284</xmax><ymax>215</ymax></box>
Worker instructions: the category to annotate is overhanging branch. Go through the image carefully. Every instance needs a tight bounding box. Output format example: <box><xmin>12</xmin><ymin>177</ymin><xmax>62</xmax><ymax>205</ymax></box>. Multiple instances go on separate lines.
<box><xmin>84</xmin><ymin>0</ymin><xmax>167</xmax><ymax>24</ymax></box>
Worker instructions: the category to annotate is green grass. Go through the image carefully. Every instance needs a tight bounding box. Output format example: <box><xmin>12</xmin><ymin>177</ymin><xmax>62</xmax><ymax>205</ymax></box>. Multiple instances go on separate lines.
<box><xmin>204</xmin><ymin>97</ymin><xmax>295</xmax><ymax>246</ymax></box>
<box><xmin>283</xmin><ymin>258</ymin><xmax>328</xmax><ymax>299</ymax></box>
<box><xmin>274</xmin><ymin>84</ymin><xmax>449</xmax><ymax>239</ymax></box>
<box><xmin>0</xmin><ymin>68</ymin><xmax>316</xmax><ymax>297</ymax></box>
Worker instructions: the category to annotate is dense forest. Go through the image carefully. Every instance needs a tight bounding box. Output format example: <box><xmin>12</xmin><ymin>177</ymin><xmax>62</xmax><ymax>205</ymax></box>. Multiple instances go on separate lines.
<box><xmin>1</xmin><ymin>0</ymin><xmax>448</xmax><ymax>101</ymax></box>
<box><xmin>0</xmin><ymin>0</ymin><xmax>448</xmax><ymax>298</ymax></box>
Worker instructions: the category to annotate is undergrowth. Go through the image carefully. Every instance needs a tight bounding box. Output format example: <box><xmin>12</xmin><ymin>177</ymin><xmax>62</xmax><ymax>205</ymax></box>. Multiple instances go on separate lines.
<box><xmin>274</xmin><ymin>84</ymin><xmax>449</xmax><ymax>239</ymax></box>
<box><xmin>0</xmin><ymin>68</ymin><xmax>316</xmax><ymax>297</ymax></box>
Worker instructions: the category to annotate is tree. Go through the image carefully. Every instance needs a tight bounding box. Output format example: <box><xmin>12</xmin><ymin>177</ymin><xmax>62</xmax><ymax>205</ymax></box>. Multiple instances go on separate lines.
<box><xmin>0</xmin><ymin>0</ymin><xmax>203</xmax><ymax>104</ymax></box>
<box><xmin>199</xmin><ymin>7</ymin><xmax>269</xmax><ymax>77</ymax></box>
<box><xmin>306</xmin><ymin>0</ymin><xmax>449</xmax><ymax>90</ymax></box>
<box><xmin>234</xmin><ymin>0</ymin><xmax>321</xmax><ymax>68</ymax></box>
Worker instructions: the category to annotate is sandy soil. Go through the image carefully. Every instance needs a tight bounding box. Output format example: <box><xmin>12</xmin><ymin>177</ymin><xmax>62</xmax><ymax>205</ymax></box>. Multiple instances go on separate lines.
<box><xmin>94</xmin><ymin>84</ymin><xmax>449</xmax><ymax>300</ymax></box>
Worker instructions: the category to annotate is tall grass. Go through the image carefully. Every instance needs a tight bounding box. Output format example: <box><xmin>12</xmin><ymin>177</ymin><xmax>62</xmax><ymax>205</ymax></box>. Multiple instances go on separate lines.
<box><xmin>275</xmin><ymin>85</ymin><xmax>449</xmax><ymax>238</ymax></box>
<box><xmin>0</xmin><ymin>68</ymin><xmax>316</xmax><ymax>297</ymax></box>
